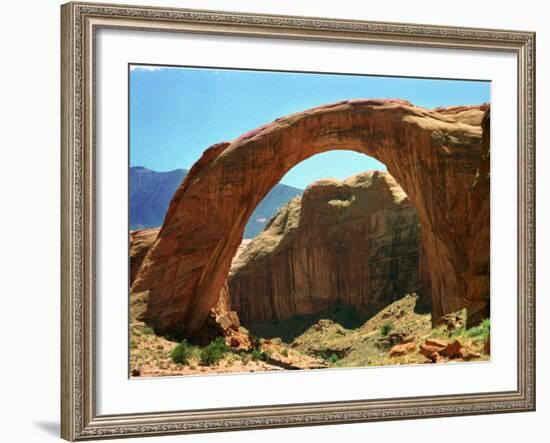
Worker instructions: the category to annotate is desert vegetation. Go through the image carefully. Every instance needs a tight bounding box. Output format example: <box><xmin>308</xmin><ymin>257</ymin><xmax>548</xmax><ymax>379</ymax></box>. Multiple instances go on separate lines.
<box><xmin>130</xmin><ymin>293</ymin><xmax>489</xmax><ymax>377</ymax></box>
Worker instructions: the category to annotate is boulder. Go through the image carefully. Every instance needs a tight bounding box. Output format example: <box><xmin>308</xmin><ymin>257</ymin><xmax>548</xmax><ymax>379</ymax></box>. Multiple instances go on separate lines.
<box><xmin>389</xmin><ymin>342</ymin><xmax>416</xmax><ymax>357</ymax></box>
<box><xmin>420</xmin><ymin>338</ymin><xmax>470</xmax><ymax>361</ymax></box>
<box><xmin>442</xmin><ymin>339</ymin><xmax>463</xmax><ymax>359</ymax></box>
<box><xmin>420</xmin><ymin>339</ymin><xmax>449</xmax><ymax>361</ymax></box>
<box><xmin>424</xmin><ymin>338</ymin><xmax>448</xmax><ymax>348</ymax></box>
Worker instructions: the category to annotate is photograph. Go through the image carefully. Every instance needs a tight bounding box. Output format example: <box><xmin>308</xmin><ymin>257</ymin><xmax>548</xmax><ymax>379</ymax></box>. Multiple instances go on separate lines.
<box><xmin>128</xmin><ymin>65</ymin><xmax>491</xmax><ymax>377</ymax></box>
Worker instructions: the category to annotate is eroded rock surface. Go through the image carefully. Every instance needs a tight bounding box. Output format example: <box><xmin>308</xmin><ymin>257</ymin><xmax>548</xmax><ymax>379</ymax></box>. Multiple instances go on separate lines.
<box><xmin>132</xmin><ymin>99</ymin><xmax>489</xmax><ymax>338</ymax></box>
<box><xmin>228</xmin><ymin>171</ymin><xmax>430</xmax><ymax>325</ymax></box>
<box><xmin>465</xmin><ymin>110</ymin><xmax>490</xmax><ymax>326</ymax></box>
<box><xmin>130</xmin><ymin>228</ymin><xmax>160</xmax><ymax>285</ymax></box>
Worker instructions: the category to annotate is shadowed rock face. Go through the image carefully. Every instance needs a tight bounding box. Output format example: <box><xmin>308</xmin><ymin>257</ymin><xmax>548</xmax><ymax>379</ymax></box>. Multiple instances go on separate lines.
<box><xmin>465</xmin><ymin>110</ymin><xmax>490</xmax><ymax>326</ymax></box>
<box><xmin>131</xmin><ymin>99</ymin><xmax>489</xmax><ymax>338</ymax></box>
<box><xmin>228</xmin><ymin>171</ymin><xmax>431</xmax><ymax>325</ymax></box>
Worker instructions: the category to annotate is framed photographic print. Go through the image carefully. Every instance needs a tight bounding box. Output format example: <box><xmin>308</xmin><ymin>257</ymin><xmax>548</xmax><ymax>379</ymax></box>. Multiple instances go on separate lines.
<box><xmin>61</xmin><ymin>1</ymin><xmax>536</xmax><ymax>440</ymax></box>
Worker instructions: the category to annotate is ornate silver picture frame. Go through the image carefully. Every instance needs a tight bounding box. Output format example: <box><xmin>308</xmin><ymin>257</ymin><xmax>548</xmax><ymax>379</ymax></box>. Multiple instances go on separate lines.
<box><xmin>61</xmin><ymin>1</ymin><xmax>535</xmax><ymax>440</ymax></box>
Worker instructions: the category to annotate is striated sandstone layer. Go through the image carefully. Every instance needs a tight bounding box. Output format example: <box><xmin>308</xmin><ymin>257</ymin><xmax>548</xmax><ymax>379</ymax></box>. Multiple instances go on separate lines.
<box><xmin>132</xmin><ymin>99</ymin><xmax>490</xmax><ymax>338</ymax></box>
<box><xmin>228</xmin><ymin>171</ymin><xmax>431</xmax><ymax>325</ymax></box>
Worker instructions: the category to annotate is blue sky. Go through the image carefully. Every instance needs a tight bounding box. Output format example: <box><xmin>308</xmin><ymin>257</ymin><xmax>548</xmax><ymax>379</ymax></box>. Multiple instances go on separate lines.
<box><xmin>130</xmin><ymin>65</ymin><xmax>490</xmax><ymax>189</ymax></box>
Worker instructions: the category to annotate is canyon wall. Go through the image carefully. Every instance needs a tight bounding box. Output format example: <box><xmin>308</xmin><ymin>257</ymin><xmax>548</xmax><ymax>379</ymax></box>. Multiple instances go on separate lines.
<box><xmin>228</xmin><ymin>171</ymin><xmax>430</xmax><ymax>325</ymax></box>
<box><xmin>465</xmin><ymin>110</ymin><xmax>491</xmax><ymax>325</ymax></box>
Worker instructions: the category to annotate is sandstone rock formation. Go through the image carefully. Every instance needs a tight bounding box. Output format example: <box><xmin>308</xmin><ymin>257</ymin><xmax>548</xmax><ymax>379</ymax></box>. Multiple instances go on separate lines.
<box><xmin>419</xmin><ymin>338</ymin><xmax>481</xmax><ymax>363</ymax></box>
<box><xmin>465</xmin><ymin>110</ymin><xmax>490</xmax><ymax>326</ymax></box>
<box><xmin>129</xmin><ymin>228</ymin><xmax>161</xmax><ymax>322</ymax></box>
<box><xmin>130</xmin><ymin>228</ymin><xmax>247</xmax><ymax>343</ymax></box>
<box><xmin>228</xmin><ymin>171</ymin><xmax>430</xmax><ymax>325</ymax></box>
<box><xmin>130</xmin><ymin>228</ymin><xmax>160</xmax><ymax>285</ymax></box>
<box><xmin>193</xmin><ymin>282</ymin><xmax>252</xmax><ymax>350</ymax></box>
<box><xmin>132</xmin><ymin>99</ymin><xmax>490</xmax><ymax>338</ymax></box>
<box><xmin>389</xmin><ymin>342</ymin><xmax>416</xmax><ymax>357</ymax></box>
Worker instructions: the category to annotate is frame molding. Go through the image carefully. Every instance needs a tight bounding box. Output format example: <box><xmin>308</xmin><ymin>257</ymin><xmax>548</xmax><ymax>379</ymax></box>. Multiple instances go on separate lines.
<box><xmin>61</xmin><ymin>2</ymin><xmax>535</xmax><ymax>440</ymax></box>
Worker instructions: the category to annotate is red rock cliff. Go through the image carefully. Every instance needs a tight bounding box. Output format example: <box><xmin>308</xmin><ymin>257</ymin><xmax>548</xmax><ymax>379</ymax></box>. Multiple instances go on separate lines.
<box><xmin>228</xmin><ymin>171</ymin><xmax>431</xmax><ymax>325</ymax></box>
<box><xmin>129</xmin><ymin>228</ymin><xmax>160</xmax><ymax>285</ymax></box>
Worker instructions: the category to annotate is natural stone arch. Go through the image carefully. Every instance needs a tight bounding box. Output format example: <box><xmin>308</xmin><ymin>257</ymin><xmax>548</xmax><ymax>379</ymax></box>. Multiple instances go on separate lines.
<box><xmin>132</xmin><ymin>99</ymin><xmax>489</xmax><ymax>338</ymax></box>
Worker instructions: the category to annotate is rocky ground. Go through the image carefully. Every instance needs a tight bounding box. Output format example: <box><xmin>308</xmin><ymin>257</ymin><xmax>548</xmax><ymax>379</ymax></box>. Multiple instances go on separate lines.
<box><xmin>130</xmin><ymin>294</ymin><xmax>489</xmax><ymax>377</ymax></box>
<box><xmin>130</xmin><ymin>322</ymin><xmax>327</xmax><ymax>377</ymax></box>
<box><xmin>288</xmin><ymin>294</ymin><xmax>489</xmax><ymax>368</ymax></box>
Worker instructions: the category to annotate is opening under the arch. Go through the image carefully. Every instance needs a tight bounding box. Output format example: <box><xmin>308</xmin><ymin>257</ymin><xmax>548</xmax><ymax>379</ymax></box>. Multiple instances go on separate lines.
<box><xmin>227</xmin><ymin>150</ymin><xmax>434</xmax><ymax>349</ymax></box>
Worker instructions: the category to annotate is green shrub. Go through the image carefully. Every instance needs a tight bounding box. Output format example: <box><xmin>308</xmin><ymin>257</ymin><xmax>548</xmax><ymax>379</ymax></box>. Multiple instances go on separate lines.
<box><xmin>199</xmin><ymin>337</ymin><xmax>228</xmax><ymax>366</ymax></box>
<box><xmin>142</xmin><ymin>325</ymin><xmax>155</xmax><ymax>335</ymax></box>
<box><xmin>281</xmin><ymin>348</ymin><xmax>289</xmax><ymax>357</ymax></box>
<box><xmin>316</xmin><ymin>349</ymin><xmax>340</xmax><ymax>363</ymax></box>
<box><xmin>250</xmin><ymin>349</ymin><xmax>268</xmax><ymax>361</ymax></box>
<box><xmin>465</xmin><ymin>318</ymin><xmax>490</xmax><ymax>339</ymax></box>
<box><xmin>171</xmin><ymin>339</ymin><xmax>193</xmax><ymax>365</ymax></box>
<box><xmin>380</xmin><ymin>321</ymin><xmax>394</xmax><ymax>337</ymax></box>
<box><xmin>451</xmin><ymin>325</ymin><xmax>465</xmax><ymax>337</ymax></box>
<box><xmin>165</xmin><ymin>325</ymin><xmax>185</xmax><ymax>342</ymax></box>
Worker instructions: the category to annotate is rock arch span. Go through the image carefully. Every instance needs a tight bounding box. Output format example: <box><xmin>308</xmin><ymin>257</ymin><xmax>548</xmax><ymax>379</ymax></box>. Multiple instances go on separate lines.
<box><xmin>131</xmin><ymin>99</ymin><xmax>490</xmax><ymax>338</ymax></box>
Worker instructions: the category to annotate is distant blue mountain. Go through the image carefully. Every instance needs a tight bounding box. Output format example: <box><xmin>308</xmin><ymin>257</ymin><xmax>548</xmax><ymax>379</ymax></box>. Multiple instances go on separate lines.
<box><xmin>244</xmin><ymin>183</ymin><xmax>303</xmax><ymax>238</ymax></box>
<box><xmin>130</xmin><ymin>166</ymin><xmax>303</xmax><ymax>238</ymax></box>
<box><xmin>130</xmin><ymin>166</ymin><xmax>188</xmax><ymax>230</ymax></box>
